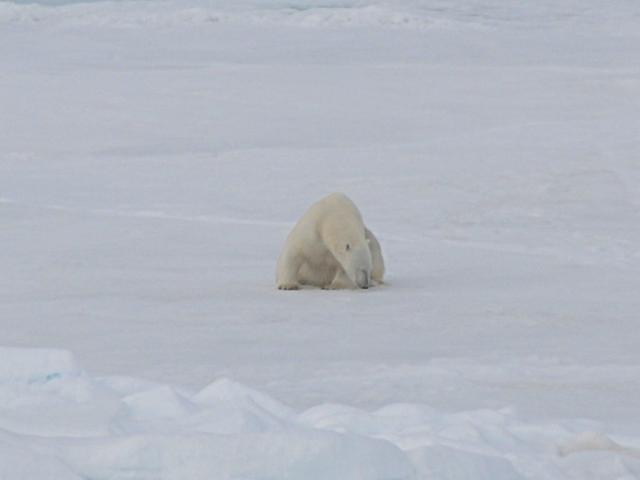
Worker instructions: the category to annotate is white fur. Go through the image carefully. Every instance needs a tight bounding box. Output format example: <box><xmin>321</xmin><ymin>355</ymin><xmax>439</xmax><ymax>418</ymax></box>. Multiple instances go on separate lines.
<box><xmin>276</xmin><ymin>193</ymin><xmax>385</xmax><ymax>290</ymax></box>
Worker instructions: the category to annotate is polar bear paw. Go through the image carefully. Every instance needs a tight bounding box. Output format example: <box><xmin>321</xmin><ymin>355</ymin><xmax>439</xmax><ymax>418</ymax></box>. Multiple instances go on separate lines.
<box><xmin>277</xmin><ymin>282</ymin><xmax>300</xmax><ymax>290</ymax></box>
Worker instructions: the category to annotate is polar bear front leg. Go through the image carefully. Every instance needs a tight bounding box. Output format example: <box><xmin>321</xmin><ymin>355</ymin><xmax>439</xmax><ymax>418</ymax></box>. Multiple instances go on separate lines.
<box><xmin>276</xmin><ymin>249</ymin><xmax>302</xmax><ymax>290</ymax></box>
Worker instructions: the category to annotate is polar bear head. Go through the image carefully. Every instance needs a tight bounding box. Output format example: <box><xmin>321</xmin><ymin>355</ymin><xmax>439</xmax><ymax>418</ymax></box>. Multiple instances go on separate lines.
<box><xmin>330</xmin><ymin>233</ymin><xmax>373</xmax><ymax>289</ymax></box>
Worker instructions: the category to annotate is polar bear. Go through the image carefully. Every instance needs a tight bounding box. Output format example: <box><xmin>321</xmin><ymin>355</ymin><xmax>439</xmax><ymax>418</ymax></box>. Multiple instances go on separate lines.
<box><xmin>276</xmin><ymin>193</ymin><xmax>385</xmax><ymax>290</ymax></box>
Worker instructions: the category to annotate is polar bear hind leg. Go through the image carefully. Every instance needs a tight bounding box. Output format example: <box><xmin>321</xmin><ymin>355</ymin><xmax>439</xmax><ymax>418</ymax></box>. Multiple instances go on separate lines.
<box><xmin>365</xmin><ymin>228</ymin><xmax>385</xmax><ymax>285</ymax></box>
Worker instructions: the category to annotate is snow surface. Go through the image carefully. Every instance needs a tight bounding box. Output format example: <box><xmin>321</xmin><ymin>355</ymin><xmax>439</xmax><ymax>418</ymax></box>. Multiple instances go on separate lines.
<box><xmin>1</xmin><ymin>0</ymin><xmax>640</xmax><ymax>478</ymax></box>
<box><xmin>3</xmin><ymin>347</ymin><xmax>640</xmax><ymax>480</ymax></box>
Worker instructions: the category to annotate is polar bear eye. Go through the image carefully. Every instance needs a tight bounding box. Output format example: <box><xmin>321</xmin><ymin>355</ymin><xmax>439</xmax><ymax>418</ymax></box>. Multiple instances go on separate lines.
<box><xmin>345</xmin><ymin>243</ymin><xmax>351</xmax><ymax>251</ymax></box>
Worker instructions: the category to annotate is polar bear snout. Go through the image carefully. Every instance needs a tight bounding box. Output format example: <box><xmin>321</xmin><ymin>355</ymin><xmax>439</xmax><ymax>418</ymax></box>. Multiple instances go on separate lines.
<box><xmin>356</xmin><ymin>269</ymin><xmax>371</xmax><ymax>289</ymax></box>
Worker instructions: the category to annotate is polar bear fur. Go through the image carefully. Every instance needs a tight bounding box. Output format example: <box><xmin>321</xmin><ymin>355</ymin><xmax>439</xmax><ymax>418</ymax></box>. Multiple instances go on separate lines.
<box><xmin>276</xmin><ymin>193</ymin><xmax>385</xmax><ymax>290</ymax></box>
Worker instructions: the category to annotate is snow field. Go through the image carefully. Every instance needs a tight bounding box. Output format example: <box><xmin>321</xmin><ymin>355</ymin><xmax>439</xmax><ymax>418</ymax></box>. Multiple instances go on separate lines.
<box><xmin>2</xmin><ymin>0</ymin><xmax>640</xmax><ymax>478</ymax></box>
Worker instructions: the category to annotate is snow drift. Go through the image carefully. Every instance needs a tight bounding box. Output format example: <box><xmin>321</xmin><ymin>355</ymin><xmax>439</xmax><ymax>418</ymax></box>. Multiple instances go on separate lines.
<box><xmin>1</xmin><ymin>347</ymin><xmax>640</xmax><ymax>479</ymax></box>
<box><xmin>2</xmin><ymin>0</ymin><xmax>639</xmax><ymax>30</ymax></box>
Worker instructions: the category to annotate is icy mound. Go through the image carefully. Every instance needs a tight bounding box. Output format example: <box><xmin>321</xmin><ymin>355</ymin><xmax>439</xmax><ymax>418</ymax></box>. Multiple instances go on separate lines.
<box><xmin>0</xmin><ymin>437</ymin><xmax>82</xmax><ymax>480</ymax></box>
<box><xmin>0</xmin><ymin>1</ymin><xmax>431</xmax><ymax>29</ymax></box>
<box><xmin>0</xmin><ymin>347</ymin><xmax>79</xmax><ymax>382</ymax></box>
<box><xmin>0</xmin><ymin>348</ymin><xmax>413</xmax><ymax>480</ymax></box>
<box><xmin>1</xmin><ymin>347</ymin><xmax>640</xmax><ymax>479</ymax></box>
<box><xmin>2</xmin><ymin>0</ymin><xmax>638</xmax><ymax>30</ymax></box>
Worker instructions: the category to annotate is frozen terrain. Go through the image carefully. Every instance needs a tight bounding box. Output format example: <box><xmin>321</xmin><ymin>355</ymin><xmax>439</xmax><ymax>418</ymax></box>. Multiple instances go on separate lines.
<box><xmin>1</xmin><ymin>0</ymin><xmax>640</xmax><ymax>478</ymax></box>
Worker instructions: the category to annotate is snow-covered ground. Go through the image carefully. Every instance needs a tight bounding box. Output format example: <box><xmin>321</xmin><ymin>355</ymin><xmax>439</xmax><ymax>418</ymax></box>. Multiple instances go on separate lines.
<box><xmin>1</xmin><ymin>0</ymin><xmax>640</xmax><ymax>478</ymax></box>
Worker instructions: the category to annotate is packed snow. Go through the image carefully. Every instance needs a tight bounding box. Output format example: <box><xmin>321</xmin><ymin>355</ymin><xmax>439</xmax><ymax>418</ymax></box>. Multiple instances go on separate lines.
<box><xmin>1</xmin><ymin>0</ymin><xmax>640</xmax><ymax>478</ymax></box>
<box><xmin>3</xmin><ymin>347</ymin><xmax>640</xmax><ymax>479</ymax></box>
